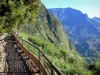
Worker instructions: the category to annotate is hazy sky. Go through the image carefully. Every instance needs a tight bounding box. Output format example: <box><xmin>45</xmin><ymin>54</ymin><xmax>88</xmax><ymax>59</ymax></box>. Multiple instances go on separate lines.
<box><xmin>41</xmin><ymin>0</ymin><xmax>100</xmax><ymax>18</ymax></box>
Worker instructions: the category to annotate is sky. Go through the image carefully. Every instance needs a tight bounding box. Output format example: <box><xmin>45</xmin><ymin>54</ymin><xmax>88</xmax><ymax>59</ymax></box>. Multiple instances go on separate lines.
<box><xmin>41</xmin><ymin>0</ymin><xmax>100</xmax><ymax>18</ymax></box>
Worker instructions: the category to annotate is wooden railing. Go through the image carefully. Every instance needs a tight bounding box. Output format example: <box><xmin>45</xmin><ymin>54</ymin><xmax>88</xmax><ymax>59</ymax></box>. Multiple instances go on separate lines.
<box><xmin>13</xmin><ymin>34</ymin><xmax>64</xmax><ymax>75</ymax></box>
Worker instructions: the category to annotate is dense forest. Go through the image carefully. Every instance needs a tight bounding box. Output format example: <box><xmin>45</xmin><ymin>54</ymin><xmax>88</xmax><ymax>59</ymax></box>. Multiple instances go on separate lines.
<box><xmin>0</xmin><ymin>0</ymin><xmax>40</xmax><ymax>33</ymax></box>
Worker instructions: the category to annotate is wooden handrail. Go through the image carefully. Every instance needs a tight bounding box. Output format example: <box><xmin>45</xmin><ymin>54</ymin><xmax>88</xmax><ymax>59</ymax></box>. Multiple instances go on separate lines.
<box><xmin>14</xmin><ymin>35</ymin><xmax>47</xmax><ymax>75</ymax></box>
<box><xmin>13</xmin><ymin>34</ymin><xmax>64</xmax><ymax>75</ymax></box>
<box><xmin>19</xmin><ymin>37</ymin><xmax>52</xmax><ymax>64</ymax></box>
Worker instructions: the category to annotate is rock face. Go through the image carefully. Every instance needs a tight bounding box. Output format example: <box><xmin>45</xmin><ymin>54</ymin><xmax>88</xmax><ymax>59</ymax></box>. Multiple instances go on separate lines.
<box><xmin>48</xmin><ymin>8</ymin><xmax>100</xmax><ymax>61</ymax></box>
<box><xmin>0</xmin><ymin>34</ymin><xmax>7</xmax><ymax>73</ymax></box>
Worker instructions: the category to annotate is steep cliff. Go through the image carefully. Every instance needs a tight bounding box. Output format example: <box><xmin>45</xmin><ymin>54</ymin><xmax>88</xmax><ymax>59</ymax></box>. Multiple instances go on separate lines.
<box><xmin>18</xmin><ymin>3</ymin><xmax>92</xmax><ymax>74</ymax></box>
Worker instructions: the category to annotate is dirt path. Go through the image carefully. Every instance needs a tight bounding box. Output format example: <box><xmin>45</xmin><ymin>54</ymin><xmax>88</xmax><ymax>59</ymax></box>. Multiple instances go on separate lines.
<box><xmin>5</xmin><ymin>35</ymin><xmax>32</xmax><ymax>75</ymax></box>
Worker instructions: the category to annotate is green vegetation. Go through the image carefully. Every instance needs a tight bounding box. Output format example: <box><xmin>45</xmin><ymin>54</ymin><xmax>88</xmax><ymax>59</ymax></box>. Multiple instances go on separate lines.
<box><xmin>19</xmin><ymin>32</ymin><xmax>92</xmax><ymax>74</ymax></box>
<box><xmin>0</xmin><ymin>0</ymin><xmax>99</xmax><ymax>75</ymax></box>
<box><xmin>0</xmin><ymin>0</ymin><xmax>40</xmax><ymax>33</ymax></box>
<box><xmin>17</xmin><ymin>2</ymin><xmax>93</xmax><ymax>75</ymax></box>
<box><xmin>88</xmin><ymin>60</ymin><xmax>100</xmax><ymax>75</ymax></box>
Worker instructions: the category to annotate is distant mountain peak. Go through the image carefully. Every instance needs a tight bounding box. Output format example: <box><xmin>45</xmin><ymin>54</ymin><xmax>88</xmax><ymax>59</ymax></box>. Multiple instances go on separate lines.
<box><xmin>48</xmin><ymin>8</ymin><xmax>100</xmax><ymax>59</ymax></box>
<box><xmin>92</xmin><ymin>17</ymin><xmax>100</xmax><ymax>20</ymax></box>
<box><xmin>49</xmin><ymin>8</ymin><xmax>91</xmax><ymax>26</ymax></box>
<box><xmin>92</xmin><ymin>17</ymin><xmax>100</xmax><ymax>24</ymax></box>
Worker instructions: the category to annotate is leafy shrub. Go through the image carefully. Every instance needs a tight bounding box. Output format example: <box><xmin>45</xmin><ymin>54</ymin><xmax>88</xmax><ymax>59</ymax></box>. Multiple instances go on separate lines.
<box><xmin>88</xmin><ymin>60</ymin><xmax>100</xmax><ymax>75</ymax></box>
<box><xmin>0</xmin><ymin>0</ymin><xmax>40</xmax><ymax>33</ymax></box>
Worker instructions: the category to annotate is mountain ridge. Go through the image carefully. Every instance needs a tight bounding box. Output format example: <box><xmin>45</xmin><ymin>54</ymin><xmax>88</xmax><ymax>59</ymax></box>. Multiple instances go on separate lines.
<box><xmin>48</xmin><ymin>8</ymin><xmax>100</xmax><ymax>60</ymax></box>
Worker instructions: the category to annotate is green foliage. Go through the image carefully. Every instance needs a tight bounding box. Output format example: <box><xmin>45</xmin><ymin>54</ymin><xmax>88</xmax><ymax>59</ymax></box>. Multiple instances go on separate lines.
<box><xmin>0</xmin><ymin>0</ymin><xmax>40</xmax><ymax>33</ymax></box>
<box><xmin>17</xmin><ymin>3</ymin><xmax>93</xmax><ymax>75</ymax></box>
<box><xmin>19</xmin><ymin>32</ymin><xmax>92</xmax><ymax>75</ymax></box>
<box><xmin>88</xmin><ymin>60</ymin><xmax>100</xmax><ymax>75</ymax></box>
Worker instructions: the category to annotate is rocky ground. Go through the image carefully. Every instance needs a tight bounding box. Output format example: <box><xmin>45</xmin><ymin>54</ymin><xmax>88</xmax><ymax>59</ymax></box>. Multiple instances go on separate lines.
<box><xmin>0</xmin><ymin>33</ymin><xmax>8</xmax><ymax>74</ymax></box>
